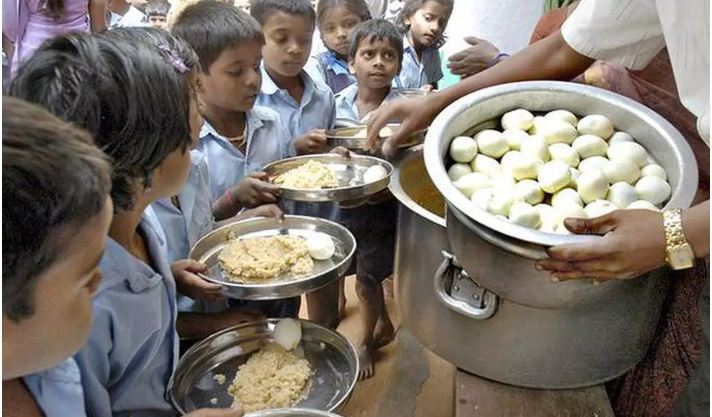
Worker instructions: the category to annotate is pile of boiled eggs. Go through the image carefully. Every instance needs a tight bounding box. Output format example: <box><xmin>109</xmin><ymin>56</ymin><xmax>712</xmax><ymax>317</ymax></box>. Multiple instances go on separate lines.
<box><xmin>447</xmin><ymin>109</ymin><xmax>671</xmax><ymax>234</ymax></box>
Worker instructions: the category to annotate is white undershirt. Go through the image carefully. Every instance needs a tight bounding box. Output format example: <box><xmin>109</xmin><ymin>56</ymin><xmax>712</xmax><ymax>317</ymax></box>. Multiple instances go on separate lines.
<box><xmin>561</xmin><ymin>0</ymin><xmax>710</xmax><ymax>144</ymax></box>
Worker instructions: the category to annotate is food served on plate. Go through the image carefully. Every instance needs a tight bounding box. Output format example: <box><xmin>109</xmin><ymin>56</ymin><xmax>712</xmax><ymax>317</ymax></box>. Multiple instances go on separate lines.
<box><xmin>273</xmin><ymin>160</ymin><xmax>338</xmax><ymax>189</ymax></box>
<box><xmin>218</xmin><ymin>235</ymin><xmax>314</xmax><ymax>282</ymax></box>
<box><xmin>227</xmin><ymin>319</ymin><xmax>312</xmax><ymax>412</ymax></box>
<box><xmin>304</xmin><ymin>232</ymin><xmax>336</xmax><ymax>261</ymax></box>
<box><xmin>362</xmin><ymin>164</ymin><xmax>389</xmax><ymax>183</ymax></box>
<box><xmin>447</xmin><ymin>109</ymin><xmax>673</xmax><ymax>233</ymax></box>
<box><xmin>217</xmin><ymin>230</ymin><xmax>339</xmax><ymax>282</ymax></box>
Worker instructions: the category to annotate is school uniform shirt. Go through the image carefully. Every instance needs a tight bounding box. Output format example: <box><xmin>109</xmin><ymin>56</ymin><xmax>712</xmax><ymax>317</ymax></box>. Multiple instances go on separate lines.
<box><xmin>256</xmin><ymin>65</ymin><xmax>336</xmax><ymax>139</ymax></box>
<box><xmin>256</xmin><ymin>66</ymin><xmax>339</xmax><ymax>220</ymax></box>
<box><xmin>395</xmin><ymin>35</ymin><xmax>443</xmax><ymax>89</ymax></box>
<box><xmin>74</xmin><ymin>215</ymin><xmax>179</xmax><ymax>417</ymax></box>
<box><xmin>23</xmin><ymin>358</ymin><xmax>87</xmax><ymax>417</ymax></box>
<box><xmin>152</xmin><ymin>150</ymin><xmax>214</xmax><ymax>264</ymax></box>
<box><xmin>151</xmin><ymin>151</ymin><xmax>227</xmax><ymax>314</ymax></box>
<box><xmin>110</xmin><ymin>6</ymin><xmax>149</xmax><ymax>28</ymax></box>
<box><xmin>561</xmin><ymin>0</ymin><xmax>710</xmax><ymax>143</ymax></box>
<box><xmin>334</xmin><ymin>83</ymin><xmax>402</xmax><ymax>122</ymax></box>
<box><xmin>198</xmin><ymin>106</ymin><xmax>293</xmax><ymax>202</ymax></box>
<box><xmin>313</xmin><ymin>51</ymin><xmax>356</xmax><ymax>94</ymax></box>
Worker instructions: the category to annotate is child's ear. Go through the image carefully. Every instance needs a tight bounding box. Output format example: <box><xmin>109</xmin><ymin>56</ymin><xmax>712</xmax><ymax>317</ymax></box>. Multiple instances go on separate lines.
<box><xmin>348</xmin><ymin>59</ymin><xmax>356</xmax><ymax>75</ymax></box>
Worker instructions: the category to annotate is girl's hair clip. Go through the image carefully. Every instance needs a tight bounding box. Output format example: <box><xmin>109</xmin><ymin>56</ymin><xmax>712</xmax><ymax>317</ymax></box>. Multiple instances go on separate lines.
<box><xmin>156</xmin><ymin>42</ymin><xmax>190</xmax><ymax>74</ymax></box>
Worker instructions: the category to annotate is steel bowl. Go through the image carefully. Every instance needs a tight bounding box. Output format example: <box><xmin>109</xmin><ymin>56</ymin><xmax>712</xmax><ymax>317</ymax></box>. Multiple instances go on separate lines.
<box><xmin>190</xmin><ymin>216</ymin><xmax>356</xmax><ymax>300</ymax></box>
<box><xmin>423</xmin><ymin>81</ymin><xmax>696</xmax><ymax>309</ymax></box>
<box><xmin>326</xmin><ymin>123</ymin><xmax>426</xmax><ymax>152</ymax></box>
<box><xmin>168</xmin><ymin>319</ymin><xmax>358</xmax><ymax>415</ymax></box>
<box><xmin>263</xmin><ymin>154</ymin><xmax>393</xmax><ymax>202</ymax></box>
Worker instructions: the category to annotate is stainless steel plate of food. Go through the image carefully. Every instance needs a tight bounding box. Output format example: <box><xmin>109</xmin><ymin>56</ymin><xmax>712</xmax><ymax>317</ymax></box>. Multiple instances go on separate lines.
<box><xmin>189</xmin><ymin>216</ymin><xmax>356</xmax><ymax>300</ymax></box>
<box><xmin>263</xmin><ymin>154</ymin><xmax>393</xmax><ymax>202</ymax></box>
<box><xmin>168</xmin><ymin>319</ymin><xmax>358</xmax><ymax>415</ymax></box>
<box><xmin>325</xmin><ymin>123</ymin><xmax>426</xmax><ymax>152</ymax></box>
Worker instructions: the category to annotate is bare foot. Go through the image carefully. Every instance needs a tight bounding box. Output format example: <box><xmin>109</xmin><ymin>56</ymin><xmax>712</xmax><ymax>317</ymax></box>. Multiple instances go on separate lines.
<box><xmin>357</xmin><ymin>343</ymin><xmax>374</xmax><ymax>380</ymax></box>
<box><xmin>374</xmin><ymin>315</ymin><xmax>395</xmax><ymax>349</ymax></box>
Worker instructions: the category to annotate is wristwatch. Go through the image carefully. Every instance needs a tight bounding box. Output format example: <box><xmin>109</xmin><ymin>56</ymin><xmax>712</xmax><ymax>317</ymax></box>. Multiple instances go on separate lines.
<box><xmin>662</xmin><ymin>209</ymin><xmax>696</xmax><ymax>270</ymax></box>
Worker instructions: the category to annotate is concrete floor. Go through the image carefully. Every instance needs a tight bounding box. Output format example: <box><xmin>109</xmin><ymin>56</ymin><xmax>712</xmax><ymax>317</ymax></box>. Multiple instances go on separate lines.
<box><xmin>301</xmin><ymin>277</ymin><xmax>455</xmax><ymax>417</ymax></box>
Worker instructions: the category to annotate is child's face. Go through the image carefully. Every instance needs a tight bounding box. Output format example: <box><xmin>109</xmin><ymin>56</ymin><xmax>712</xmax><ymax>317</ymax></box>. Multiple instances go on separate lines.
<box><xmin>405</xmin><ymin>0</ymin><xmax>450</xmax><ymax>49</ymax></box>
<box><xmin>319</xmin><ymin>6</ymin><xmax>363</xmax><ymax>58</ymax></box>
<box><xmin>349</xmin><ymin>36</ymin><xmax>400</xmax><ymax>90</ymax></box>
<box><xmin>262</xmin><ymin>11</ymin><xmax>314</xmax><ymax>78</ymax></box>
<box><xmin>199</xmin><ymin>40</ymin><xmax>263</xmax><ymax>113</ymax></box>
<box><xmin>3</xmin><ymin>197</ymin><xmax>113</xmax><ymax>379</ymax></box>
<box><xmin>149</xmin><ymin>15</ymin><xmax>167</xmax><ymax>29</ymax></box>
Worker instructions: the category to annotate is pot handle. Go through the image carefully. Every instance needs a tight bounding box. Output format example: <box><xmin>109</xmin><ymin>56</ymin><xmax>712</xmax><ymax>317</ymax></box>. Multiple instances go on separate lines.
<box><xmin>433</xmin><ymin>251</ymin><xmax>497</xmax><ymax>320</ymax></box>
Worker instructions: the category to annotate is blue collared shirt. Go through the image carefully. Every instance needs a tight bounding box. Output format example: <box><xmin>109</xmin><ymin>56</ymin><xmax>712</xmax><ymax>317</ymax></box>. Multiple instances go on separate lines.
<box><xmin>334</xmin><ymin>83</ymin><xmax>401</xmax><ymax>122</ymax></box>
<box><xmin>24</xmin><ymin>359</ymin><xmax>87</xmax><ymax>417</ymax></box>
<box><xmin>395</xmin><ymin>35</ymin><xmax>443</xmax><ymax>89</ymax></box>
<box><xmin>151</xmin><ymin>152</ymin><xmax>227</xmax><ymax>313</ymax></box>
<box><xmin>198</xmin><ymin>106</ymin><xmax>293</xmax><ymax>202</ymax></box>
<box><xmin>312</xmin><ymin>51</ymin><xmax>356</xmax><ymax>94</ymax></box>
<box><xmin>74</xmin><ymin>216</ymin><xmax>179</xmax><ymax>417</ymax></box>
<box><xmin>152</xmin><ymin>150</ymin><xmax>214</xmax><ymax>264</ymax></box>
<box><xmin>256</xmin><ymin>66</ymin><xmax>336</xmax><ymax>139</ymax></box>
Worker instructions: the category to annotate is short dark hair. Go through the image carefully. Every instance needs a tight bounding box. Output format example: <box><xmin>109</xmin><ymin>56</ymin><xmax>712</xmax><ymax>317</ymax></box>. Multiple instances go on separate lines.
<box><xmin>348</xmin><ymin>18</ymin><xmax>403</xmax><ymax>64</ymax></box>
<box><xmin>316</xmin><ymin>0</ymin><xmax>371</xmax><ymax>28</ymax></box>
<box><xmin>249</xmin><ymin>0</ymin><xmax>315</xmax><ymax>26</ymax></box>
<box><xmin>145</xmin><ymin>0</ymin><xmax>170</xmax><ymax>17</ymax></box>
<box><xmin>10</xmin><ymin>30</ymin><xmax>198</xmax><ymax>211</ymax></box>
<box><xmin>172</xmin><ymin>0</ymin><xmax>263</xmax><ymax>72</ymax></box>
<box><xmin>3</xmin><ymin>97</ymin><xmax>112</xmax><ymax>321</ymax></box>
<box><xmin>396</xmin><ymin>0</ymin><xmax>453</xmax><ymax>48</ymax></box>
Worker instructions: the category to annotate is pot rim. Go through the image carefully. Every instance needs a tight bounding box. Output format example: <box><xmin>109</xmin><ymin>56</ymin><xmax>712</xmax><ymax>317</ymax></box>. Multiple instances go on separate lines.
<box><xmin>424</xmin><ymin>81</ymin><xmax>698</xmax><ymax>247</ymax></box>
<box><xmin>389</xmin><ymin>145</ymin><xmax>447</xmax><ymax>228</ymax></box>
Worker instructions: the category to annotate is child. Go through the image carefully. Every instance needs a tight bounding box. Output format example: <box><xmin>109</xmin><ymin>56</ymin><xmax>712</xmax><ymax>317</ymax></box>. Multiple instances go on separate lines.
<box><xmin>3</xmin><ymin>103</ymin><xmax>244</xmax><ymax>417</ymax></box>
<box><xmin>169</xmin><ymin>0</ymin><xmax>300</xmax><ymax>322</ymax></box>
<box><xmin>3</xmin><ymin>98</ymin><xmax>113</xmax><ymax>417</ymax></box>
<box><xmin>250</xmin><ymin>0</ymin><xmax>342</xmax><ymax>328</ymax></box>
<box><xmin>9</xmin><ymin>31</ymin><xmax>210</xmax><ymax>417</ymax></box>
<box><xmin>334</xmin><ymin>18</ymin><xmax>401</xmax><ymax>380</ymax></box>
<box><xmin>145</xmin><ymin>0</ymin><xmax>171</xmax><ymax>28</ymax></box>
<box><xmin>313</xmin><ymin>0</ymin><xmax>371</xmax><ymax>94</ymax></box>
<box><xmin>172</xmin><ymin>0</ymin><xmax>290</xmax><ymax>206</ymax></box>
<box><xmin>251</xmin><ymin>0</ymin><xmax>335</xmax><ymax>154</ymax></box>
<box><xmin>394</xmin><ymin>0</ymin><xmax>452</xmax><ymax>90</ymax></box>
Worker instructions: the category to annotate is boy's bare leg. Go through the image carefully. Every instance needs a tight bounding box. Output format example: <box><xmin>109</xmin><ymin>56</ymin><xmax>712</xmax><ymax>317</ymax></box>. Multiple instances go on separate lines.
<box><xmin>374</xmin><ymin>292</ymin><xmax>395</xmax><ymax>349</ymax></box>
<box><xmin>356</xmin><ymin>279</ymin><xmax>383</xmax><ymax>380</ymax></box>
<box><xmin>306</xmin><ymin>280</ymin><xmax>340</xmax><ymax>329</ymax></box>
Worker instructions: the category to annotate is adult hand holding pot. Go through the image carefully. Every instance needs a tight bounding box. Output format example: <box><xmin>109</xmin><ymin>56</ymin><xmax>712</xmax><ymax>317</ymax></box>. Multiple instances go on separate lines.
<box><xmin>537</xmin><ymin>201</ymin><xmax>710</xmax><ymax>281</ymax></box>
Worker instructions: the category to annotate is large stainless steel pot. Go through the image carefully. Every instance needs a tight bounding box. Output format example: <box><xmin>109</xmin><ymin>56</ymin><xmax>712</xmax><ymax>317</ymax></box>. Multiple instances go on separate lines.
<box><xmin>391</xmin><ymin>146</ymin><xmax>669</xmax><ymax>388</ymax></box>
<box><xmin>423</xmin><ymin>81</ymin><xmax>698</xmax><ymax>309</ymax></box>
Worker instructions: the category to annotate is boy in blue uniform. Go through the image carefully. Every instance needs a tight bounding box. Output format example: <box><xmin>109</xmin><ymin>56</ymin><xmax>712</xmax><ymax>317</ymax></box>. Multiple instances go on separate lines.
<box><xmin>334</xmin><ymin>18</ymin><xmax>402</xmax><ymax>379</ymax></box>
<box><xmin>251</xmin><ymin>0</ymin><xmax>336</xmax><ymax>154</ymax></box>
<box><xmin>251</xmin><ymin>0</ymin><xmax>342</xmax><ymax>328</ymax></box>
<box><xmin>170</xmin><ymin>0</ymin><xmax>300</xmax><ymax>321</ymax></box>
